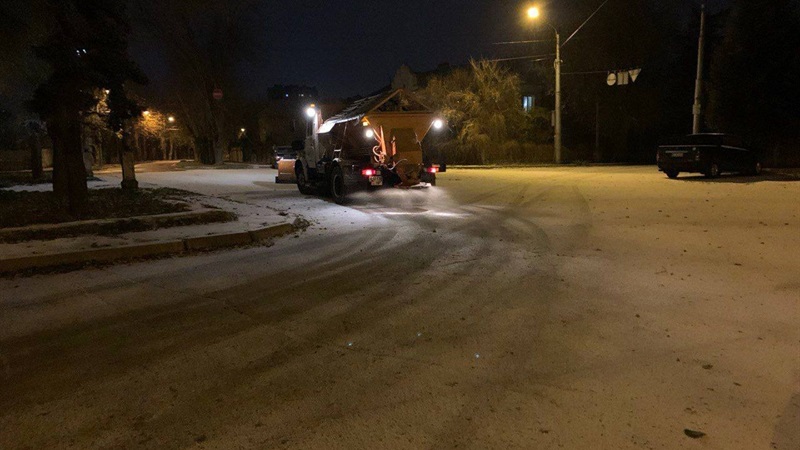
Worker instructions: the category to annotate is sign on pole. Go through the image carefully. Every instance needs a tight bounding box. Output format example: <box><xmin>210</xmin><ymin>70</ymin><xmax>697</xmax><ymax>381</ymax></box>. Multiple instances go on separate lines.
<box><xmin>606</xmin><ymin>68</ymin><xmax>642</xmax><ymax>86</ymax></box>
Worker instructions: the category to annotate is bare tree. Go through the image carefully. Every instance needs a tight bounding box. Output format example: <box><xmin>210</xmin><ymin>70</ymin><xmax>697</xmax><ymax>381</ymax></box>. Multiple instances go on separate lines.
<box><xmin>130</xmin><ymin>0</ymin><xmax>267</xmax><ymax>164</ymax></box>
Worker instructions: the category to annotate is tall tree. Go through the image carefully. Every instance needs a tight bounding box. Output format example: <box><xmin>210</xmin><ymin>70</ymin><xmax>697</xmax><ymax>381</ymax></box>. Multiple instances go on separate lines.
<box><xmin>0</xmin><ymin>0</ymin><xmax>49</xmax><ymax>178</ymax></box>
<box><xmin>420</xmin><ymin>60</ymin><xmax>529</xmax><ymax>164</ymax></box>
<box><xmin>31</xmin><ymin>0</ymin><xmax>147</xmax><ymax>213</ymax></box>
<box><xmin>130</xmin><ymin>0</ymin><xmax>267</xmax><ymax>165</ymax></box>
<box><xmin>708</xmin><ymin>0</ymin><xmax>800</xmax><ymax>164</ymax></box>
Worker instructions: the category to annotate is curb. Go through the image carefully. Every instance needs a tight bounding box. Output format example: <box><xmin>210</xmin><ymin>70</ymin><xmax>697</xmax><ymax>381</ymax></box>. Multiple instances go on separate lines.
<box><xmin>0</xmin><ymin>222</ymin><xmax>297</xmax><ymax>275</ymax></box>
<box><xmin>0</xmin><ymin>209</ymin><xmax>237</xmax><ymax>244</ymax></box>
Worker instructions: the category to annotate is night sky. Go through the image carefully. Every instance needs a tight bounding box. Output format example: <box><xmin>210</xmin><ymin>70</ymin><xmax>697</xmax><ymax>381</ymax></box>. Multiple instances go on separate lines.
<box><xmin>135</xmin><ymin>0</ymin><xmax>730</xmax><ymax>100</ymax></box>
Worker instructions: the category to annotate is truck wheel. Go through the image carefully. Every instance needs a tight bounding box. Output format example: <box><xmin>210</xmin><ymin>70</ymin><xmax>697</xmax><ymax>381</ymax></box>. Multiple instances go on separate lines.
<box><xmin>665</xmin><ymin>170</ymin><xmax>679</xmax><ymax>179</ymax></box>
<box><xmin>330</xmin><ymin>165</ymin><xmax>347</xmax><ymax>204</ymax></box>
<box><xmin>296</xmin><ymin>169</ymin><xmax>315</xmax><ymax>195</ymax></box>
<box><xmin>705</xmin><ymin>163</ymin><xmax>720</xmax><ymax>179</ymax></box>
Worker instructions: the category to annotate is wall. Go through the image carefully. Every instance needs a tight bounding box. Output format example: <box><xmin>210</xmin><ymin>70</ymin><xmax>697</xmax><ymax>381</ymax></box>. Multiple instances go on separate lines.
<box><xmin>0</xmin><ymin>149</ymin><xmax>53</xmax><ymax>172</ymax></box>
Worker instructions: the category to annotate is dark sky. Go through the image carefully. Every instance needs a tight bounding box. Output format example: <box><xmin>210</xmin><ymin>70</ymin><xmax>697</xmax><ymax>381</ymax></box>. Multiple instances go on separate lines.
<box><xmin>259</xmin><ymin>0</ymin><xmax>516</xmax><ymax>98</ymax></box>
<box><xmin>134</xmin><ymin>0</ymin><xmax>730</xmax><ymax>100</ymax></box>
<box><xmin>253</xmin><ymin>0</ymin><xmax>729</xmax><ymax>99</ymax></box>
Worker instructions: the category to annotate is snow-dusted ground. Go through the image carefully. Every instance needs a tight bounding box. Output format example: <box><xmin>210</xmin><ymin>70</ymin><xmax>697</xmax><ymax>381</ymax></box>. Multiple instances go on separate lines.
<box><xmin>1</xmin><ymin>165</ymin><xmax>798</xmax><ymax>449</ymax></box>
<box><xmin>0</xmin><ymin>163</ymin><xmax>294</xmax><ymax>259</ymax></box>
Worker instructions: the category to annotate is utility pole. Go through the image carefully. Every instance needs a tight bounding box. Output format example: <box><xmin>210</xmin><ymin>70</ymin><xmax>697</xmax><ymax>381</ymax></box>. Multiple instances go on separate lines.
<box><xmin>526</xmin><ymin>1</ymin><xmax>610</xmax><ymax>163</ymax></box>
<box><xmin>554</xmin><ymin>32</ymin><xmax>562</xmax><ymax>164</ymax></box>
<box><xmin>594</xmin><ymin>100</ymin><xmax>601</xmax><ymax>162</ymax></box>
<box><xmin>692</xmin><ymin>2</ymin><xmax>707</xmax><ymax>134</ymax></box>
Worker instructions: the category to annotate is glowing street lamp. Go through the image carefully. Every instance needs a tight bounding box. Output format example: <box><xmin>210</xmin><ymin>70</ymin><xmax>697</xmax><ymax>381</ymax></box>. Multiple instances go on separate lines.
<box><xmin>526</xmin><ymin>5</ymin><xmax>562</xmax><ymax>164</ymax></box>
<box><xmin>167</xmin><ymin>116</ymin><xmax>175</xmax><ymax>123</ymax></box>
<box><xmin>432</xmin><ymin>119</ymin><xmax>445</xmax><ymax>130</ymax></box>
<box><xmin>305</xmin><ymin>105</ymin><xmax>317</xmax><ymax>119</ymax></box>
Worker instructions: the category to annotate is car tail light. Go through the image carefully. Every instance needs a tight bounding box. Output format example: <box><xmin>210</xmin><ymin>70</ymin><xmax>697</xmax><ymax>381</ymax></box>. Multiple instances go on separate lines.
<box><xmin>361</xmin><ymin>168</ymin><xmax>377</xmax><ymax>177</ymax></box>
<box><xmin>427</xmin><ymin>166</ymin><xmax>439</xmax><ymax>174</ymax></box>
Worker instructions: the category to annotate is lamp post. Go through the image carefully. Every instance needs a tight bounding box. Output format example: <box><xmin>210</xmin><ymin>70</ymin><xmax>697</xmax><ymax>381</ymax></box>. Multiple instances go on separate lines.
<box><xmin>692</xmin><ymin>2</ymin><xmax>707</xmax><ymax>134</ymax></box>
<box><xmin>166</xmin><ymin>116</ymin><xmax>176</xmax><ymax>159</ymax></box>
<box><xmin>527</xmin><ymin>6</ymin><xmax>562</xmax><ymax>164</ymax></box>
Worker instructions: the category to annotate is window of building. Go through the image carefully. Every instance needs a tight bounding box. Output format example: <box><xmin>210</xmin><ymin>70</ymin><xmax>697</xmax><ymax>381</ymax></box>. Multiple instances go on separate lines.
<box><xmin>522</xmin><ymin>96</ymin><xmax>535</xmax><ymax>112</ymax></box>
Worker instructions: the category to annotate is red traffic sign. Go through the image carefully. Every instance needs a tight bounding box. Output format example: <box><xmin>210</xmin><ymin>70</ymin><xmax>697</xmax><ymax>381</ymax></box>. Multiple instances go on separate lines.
<box><xmin>212</xmin><ymin>88</ymin><xmax>223</xmax><ymax>100</ymax></box>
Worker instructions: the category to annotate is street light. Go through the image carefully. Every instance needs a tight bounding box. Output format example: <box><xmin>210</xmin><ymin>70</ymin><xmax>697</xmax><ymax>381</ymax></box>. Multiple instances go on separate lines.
<box><xmin>305</xmin><ymin>105</ymin><xmax>317</xmax><ymax>119</ymax></box>
<box><xmin>164</xmin><ymin>115</ymin><xmax>177</xmax><ymax>160</ymax></box>
<box><xmin>527</xmin><ymin>5</ymin><xmax>562</xmax><ymax>164</ymax></box>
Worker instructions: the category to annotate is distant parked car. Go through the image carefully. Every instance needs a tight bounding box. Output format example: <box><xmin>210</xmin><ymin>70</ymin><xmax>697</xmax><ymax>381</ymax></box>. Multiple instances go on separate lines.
<box><xmin>657</xmin><ymin>133</ymin><xmax>762</xmax><ymax>179</ymax></box>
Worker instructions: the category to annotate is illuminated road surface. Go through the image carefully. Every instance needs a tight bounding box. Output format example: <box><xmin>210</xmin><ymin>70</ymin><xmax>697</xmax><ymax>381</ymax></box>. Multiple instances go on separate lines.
<box><xmin>1</xmin><ymin>166</ymin><xmax>798</xmax><ymax>449</ymax></box>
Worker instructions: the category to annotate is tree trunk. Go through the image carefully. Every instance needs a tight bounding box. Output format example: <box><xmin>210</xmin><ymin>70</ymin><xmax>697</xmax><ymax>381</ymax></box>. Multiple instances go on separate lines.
<box><xmin>214</xmin><ymin>138</ymin><xmax>225</xmax><ymax>165</ymax></box>
<box><xmin>133</xmin><ymin>127</ymin><xmax>141</xmax><ymax>161</ymax></box>
<box><xmin>49</xmin><ymin>110</ymin><xmax>89</xmax><ymax>214</ymax></box>
<box><xmin>96</xmin><ymin>132</ymin><xmax>104</xmax><ymax>166</ymax></box>
<box><xmin>195</xmin><ymin>137</ymin><xmax>213</xmax><ymax>164</ymax></box>
<box><xmin>160</xmin><ymin>134</ymin><xmax>167</xmax><ymax>160</ymax></box>
<box><xmin>120</xmin><ymin>125</ymin><xmax>138</xmax><ymax>190</ymax></box>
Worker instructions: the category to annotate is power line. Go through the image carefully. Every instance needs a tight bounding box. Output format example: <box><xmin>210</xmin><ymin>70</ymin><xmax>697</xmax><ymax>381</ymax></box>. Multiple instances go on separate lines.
<box><xmin>562</xmin><ymin>0</ymin><xmax>612</xmax><ymax>47</ymax></box>
<box><xmin>486</xmin><ymin>54</ymin><xmax>555</xmax><ymax>63</ymax></box>
<box><xmin>491</xmin><ymin>39</ymin><xmax>555</xmax><ymax>45</ymax></box>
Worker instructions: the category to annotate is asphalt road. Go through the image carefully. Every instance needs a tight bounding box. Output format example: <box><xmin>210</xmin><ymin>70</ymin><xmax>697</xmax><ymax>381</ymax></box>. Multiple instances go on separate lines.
<box><xmin>1</xmin><ymin>166</ymin><xmax>798</xmax><ymax>449</ymax></box>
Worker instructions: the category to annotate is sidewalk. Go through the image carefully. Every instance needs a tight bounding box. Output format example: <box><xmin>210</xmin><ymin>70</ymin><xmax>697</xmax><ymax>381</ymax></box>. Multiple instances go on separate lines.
<box><xmin>0</xmin><ymin>169</ymin><xmax>305</xmax><ymax>274</ymax></box>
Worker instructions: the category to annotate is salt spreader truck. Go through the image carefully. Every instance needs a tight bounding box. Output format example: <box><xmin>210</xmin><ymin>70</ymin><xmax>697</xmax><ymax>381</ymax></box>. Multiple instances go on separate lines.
<box><xmin>293</xmin><ymin>89</ymin><xmax>446</xmax><ymax>203</ymax></box>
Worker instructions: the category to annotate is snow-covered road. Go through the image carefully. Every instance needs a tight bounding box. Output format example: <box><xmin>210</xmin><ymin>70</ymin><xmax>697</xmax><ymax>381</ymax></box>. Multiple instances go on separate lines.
<box><xmin>2</xmin><ymin>165</ymin><xmax>798</xmax><ymax>449</ymax></box>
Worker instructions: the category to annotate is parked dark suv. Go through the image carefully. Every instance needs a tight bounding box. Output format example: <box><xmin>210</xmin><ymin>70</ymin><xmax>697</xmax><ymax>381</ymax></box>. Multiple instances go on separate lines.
<box><xmin>657</xmin><ymin>133</ymin><xmax>762</xmax><ymax>179</ymax></box>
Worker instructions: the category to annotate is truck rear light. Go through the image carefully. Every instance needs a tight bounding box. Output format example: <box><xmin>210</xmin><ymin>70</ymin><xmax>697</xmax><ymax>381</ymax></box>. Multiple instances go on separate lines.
<box><xmin>427</xmin><ymin>166</ymin><xmax>439</xmax><ymax>174</ymax></box>
<box><xmin>361</xmin><ymin>168</ymin><xmax>377</xmax><ymax>177</ymax></box>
